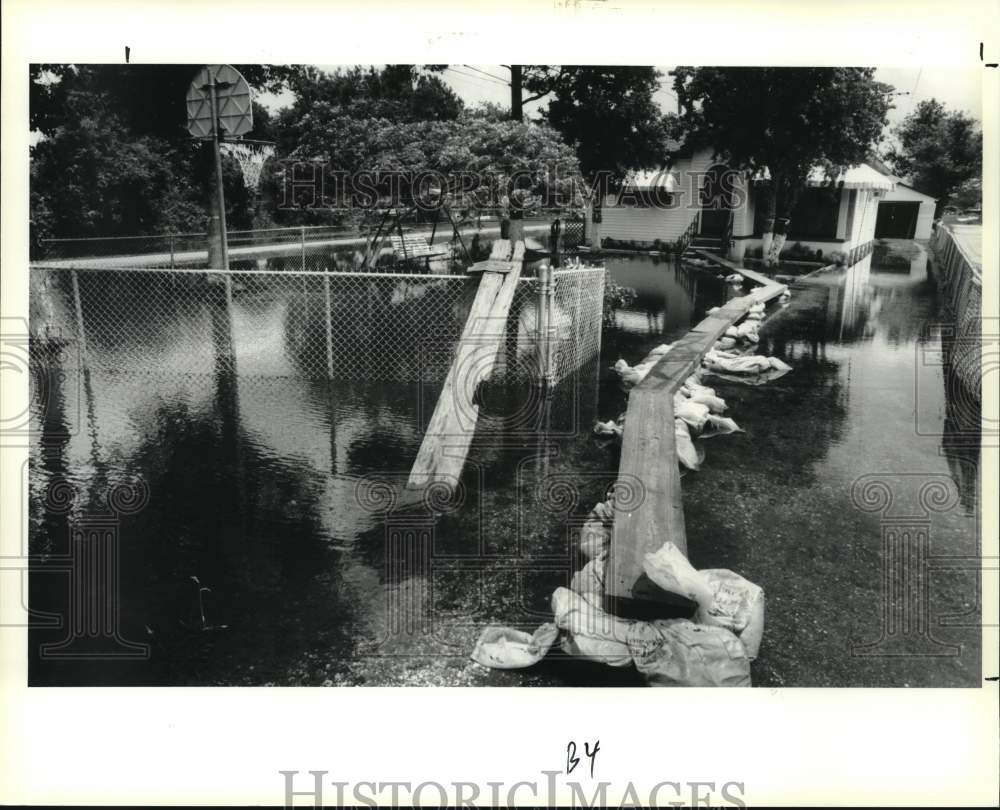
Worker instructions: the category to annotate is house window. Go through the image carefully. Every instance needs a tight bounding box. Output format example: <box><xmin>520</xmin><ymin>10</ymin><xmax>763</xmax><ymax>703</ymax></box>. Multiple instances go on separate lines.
<box><xmin>753</xmin><ymin>187</ymin><xmax>841</xmax><ymax>239</ymax></box>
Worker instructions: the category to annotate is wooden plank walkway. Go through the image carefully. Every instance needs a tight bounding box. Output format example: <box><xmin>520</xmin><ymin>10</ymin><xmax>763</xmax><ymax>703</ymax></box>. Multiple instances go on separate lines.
<box><xmin>605</xmin><ymin>251</ymin><xmax>786</xmax><ymax>618</ymax></box>
<box><xmin>406</xmin><ymin>239</ymin><xmax>525</xmax><ymax>491</ymax></box>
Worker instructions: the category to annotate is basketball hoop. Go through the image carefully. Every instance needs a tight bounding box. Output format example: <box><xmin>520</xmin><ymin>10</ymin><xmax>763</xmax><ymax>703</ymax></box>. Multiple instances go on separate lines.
<box><xmin>220</xmin><ymin>140</ymin><xmax>275</xmax><ymax>191</ymax></box>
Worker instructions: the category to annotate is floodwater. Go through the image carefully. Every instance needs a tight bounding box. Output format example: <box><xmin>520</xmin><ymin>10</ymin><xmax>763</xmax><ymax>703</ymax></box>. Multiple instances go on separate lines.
<box><xmin>27</xmin><ymin>247</ymin><xmax>980</xmax><ymax>686</ymax></box>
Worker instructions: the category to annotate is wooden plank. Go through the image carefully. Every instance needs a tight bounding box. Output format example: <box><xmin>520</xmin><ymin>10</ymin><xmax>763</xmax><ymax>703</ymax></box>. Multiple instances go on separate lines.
<box><xmin>604</xmin><ymin>388</ymin><xmax>697</xmax><ymax>619</ymax></box>
<box><xmin>406</xmin><ymin>240</ymin><xmax>523</xmax><ymax>489</ymax></box>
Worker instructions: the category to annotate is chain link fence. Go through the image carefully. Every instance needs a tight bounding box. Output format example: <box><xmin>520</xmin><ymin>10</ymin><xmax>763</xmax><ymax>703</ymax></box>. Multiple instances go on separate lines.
<box><xmin>30</xmin><ymin>265</ymin><xmax>605</xmax><ymax>386</ymax></box>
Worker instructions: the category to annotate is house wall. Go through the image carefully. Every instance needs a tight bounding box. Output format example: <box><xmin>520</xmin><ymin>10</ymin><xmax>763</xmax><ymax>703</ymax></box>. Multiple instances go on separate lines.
<box><xmin>732</xmin><ymin>187</ymin><xmax>881</xmax><ymax>263</ymax></box>
<box><xmin>879</xmin><ymin>184</ymin><xmax>936</xmax><ymax>239</ymax></box>
<box><xmin>600</xmin><ymin>149</ymin><xmax>715</xmax><ymax>246</ymax></box>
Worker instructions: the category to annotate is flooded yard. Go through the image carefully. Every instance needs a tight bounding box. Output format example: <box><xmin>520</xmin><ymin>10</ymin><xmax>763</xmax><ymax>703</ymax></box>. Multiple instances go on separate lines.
<box><xmin>27</xmin><ymin>249</ymin><xmax>979</xmax><ymax>686</ymax></box>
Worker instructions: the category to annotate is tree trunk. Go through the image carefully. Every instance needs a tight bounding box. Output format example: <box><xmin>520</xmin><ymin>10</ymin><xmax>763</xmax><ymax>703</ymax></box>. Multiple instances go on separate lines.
<box><xmin>510</xmin><ymin>65</ymin><xmax>523</xmax><ymax>121</ymax></box>
<box><xmin>762</xmin><ymin>175</ymin><xmax>792</xmax><ymax>269</ymax></box>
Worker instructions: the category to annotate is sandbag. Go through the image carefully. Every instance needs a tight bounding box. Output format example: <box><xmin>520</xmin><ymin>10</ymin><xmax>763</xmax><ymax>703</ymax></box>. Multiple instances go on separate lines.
<box><xmin>552</xmin><ymin>587</ymin><xmax>633</xmax><ymax>667</ymax></box>
<box><xmin>570</xmin><ymin>557</ymin><xmax>607</xmax><ymax>604</ymax></box>
<box><xmin>593</xmin><ymin>419</ymin><xmax>623</xmax><ymax>438</ymax></box>
<box><xmin>627</xmin><ymin>619</ymin><xmax>752</xmax><ymax>687</ymax></box>
<box><xmin>686</xmin><ymin>389</ymin><xmax>727</xmax><ymax>414</ymax></box>
<box><xmin>700</xmin><ymin>414</ymin><xmax>743</xmax><ymax>438</ymax></box>
<box><xmin>642</xmin><ymin>541</ymin><xmax>715</xmax><ymax>609</ymax></box>
<box><xmin>471</xmin><ymin>623</ymin><xmax>559</xmax><ymax>669</ymax></box>
<box><xmin>703</xmin><ymin>351</ymin><xmax>773</xmax><ymax>375</ymax></box>
<box><xmin>735</xmin><ymin>321</ymin><xmax>760</xmax><ymax>343</ymax></box>
<box><xmin>590</xmin><ymin>500</ymin><xmax>615</xmax><ymax>525</ymax></box>
<box><xmin>714</xmin><ymin>336</ymin><xmax>738</xmax><ymax>350</ymax></box>
<box><xmin>579</xmin><ymin>518</ymin><xmax>610</xmax><ymax>560</ymax></box>
<box><xmin>708</xmin><ymin>367</ymin><xmax>792</xmax><ymax>386</ymax></box>
<box><xmin>674</xmin><ymin>419</ymin><xmax>705</xmax><ymax>471</ymax></box>
<box><xmin>648</xmin><ymin>343</ymin><xmax>674</xmax><ymax>358</ymax></box>
<box><xmin>674</xmin><ymin>397</ymin><xmax>711</xmax><ymax>432</ymax></box>
<box><xmin>697</xmin><ymin>569</ymin><xmax>765</xmax><ymax>660</ymax></box>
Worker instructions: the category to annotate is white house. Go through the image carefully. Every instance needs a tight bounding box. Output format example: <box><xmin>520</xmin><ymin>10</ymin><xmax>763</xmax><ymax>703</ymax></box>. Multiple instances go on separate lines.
<box><xmin>874</xmin><ymin>181</ymin><xmax>937</xmax><ymax>240</ymax></box>
<box><xmin>593</xmin><ymin>146</ymin><xmax>896</xmax><ymax>265</ymax></box>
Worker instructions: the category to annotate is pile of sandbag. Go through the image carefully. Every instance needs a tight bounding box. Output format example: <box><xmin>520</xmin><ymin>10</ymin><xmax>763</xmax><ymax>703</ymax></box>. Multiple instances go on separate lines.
<box><xmin>702</xmin><ymin>348</ymin><xmax>792</xmax><ymax>381</ymax></box>
<box><xmin>471</xmin><ymin>533</ymin><xmax>765</xmax><ymax>686</ymax></box>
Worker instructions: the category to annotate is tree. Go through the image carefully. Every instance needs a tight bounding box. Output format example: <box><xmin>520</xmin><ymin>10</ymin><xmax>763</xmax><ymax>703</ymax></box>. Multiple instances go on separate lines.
<box><xmin>886</xmin><ymin>99</ymin><xmax>982</xmax><ymax>217</ymax></box>
<box><xmin>541</xmin><ymin>67</ymin><xmax>672</xmax><ymax>181</ymax></box>
<box><xmin>30</xmin><ymin>64</ymin><xmax>301</xmax><ymax>244</ymax></box>
<box><xmin>672</xmin><ymin>67</ymin><xmax>894</xmax><ymax>266</ymax></box>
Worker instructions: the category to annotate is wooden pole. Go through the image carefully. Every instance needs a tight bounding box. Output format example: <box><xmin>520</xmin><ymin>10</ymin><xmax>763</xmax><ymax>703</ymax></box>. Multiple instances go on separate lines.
<box><xmin>510</xmin><ymin>65</ymin><xmax>523</xmax><ymax>121</ymax></box>
<box><xmin>208</xmin><ymin>79</ymin><xmax>229</xmax><ymax>271</ymax></box>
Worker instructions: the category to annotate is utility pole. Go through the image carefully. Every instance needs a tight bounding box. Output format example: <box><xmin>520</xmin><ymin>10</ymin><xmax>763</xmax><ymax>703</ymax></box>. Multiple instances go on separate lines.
<box><xmin>510</xmin><ymin>65</ymin><xmax>523</xmax><ymax>121</ymax></box>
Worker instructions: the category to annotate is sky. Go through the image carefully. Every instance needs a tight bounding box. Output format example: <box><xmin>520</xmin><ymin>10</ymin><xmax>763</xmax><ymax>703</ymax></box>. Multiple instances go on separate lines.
<box><xmin>256</xmin><ymin>64</ymin><xmax>983</xmax><ymax>129</ymax></box>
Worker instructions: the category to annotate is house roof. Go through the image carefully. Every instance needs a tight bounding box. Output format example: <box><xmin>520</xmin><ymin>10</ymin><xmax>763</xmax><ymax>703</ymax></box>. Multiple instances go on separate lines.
<box><xmin>752</xmin><ymin>162</ymin><xmax>895</xmax><ymax>191</ymax></box>
<box><xmin>806</xmin><ymin>163</ymin><xmax>895</xmax><ymax>191</ymax></box>
<box><xmin>624</xmin><ymin>168</ymin><xmax>681</xmax><ymax>192</ymax></box>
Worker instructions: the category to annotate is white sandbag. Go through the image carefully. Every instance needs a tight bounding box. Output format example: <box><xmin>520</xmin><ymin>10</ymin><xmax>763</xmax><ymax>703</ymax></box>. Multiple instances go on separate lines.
<box><xmin>724</xmin><ymin>325</ymin><xmax>739</xmax><ymax>338</ymax></box>
<box><xmin>704</xmin><ymin>352</ymin><xmax>772</xmax><ymax>375</ymax></box>
<box><xmin>552</xmin><ymin>587</ymin><xmax>633</xmax><ymax>667</ymax></box>
<box><xmin>725</xmin><ymin>273</ymin><xmax>743</xmax><ymax>284</ymax></box>
<box><xmin>642</xmin><ymin>541</ymin><xmax>715</xmax><ymax>609</ymax></box>
<box><xmin>570</xmin><ymin>557</ymin><xmax>607</xmax><ymax>604</ymax></box>
<box><xmin>674</xmin><ymin>419</ymin><xmax>705</xmax><ymax>471</ymax></box>
<box><xmin>471</xmin><ymin>623</ymin><xmax>559</xmax><ymax>669</ymax></box>
<box><xmin>768</xmin><ymin>356</ymin><xmax>792</xmax><ymax>372</ymax></box>
<box><xmin>700</xmin><ymin>414</ymin><xmax>744</xmax><ymax>438</ymax></box>
<box><xmin>593</xmin><ymin>419</ymin><xmax>623</xmax><ymax>438</ymax></box>
<box><xmin>686</xmin><ymin>390</ymin><xmax>727</xmax><ymax>414</ymax></box>
<box><xmin>735</xmin><ymin>321</ymin><xmax>760</xmax><ymax>343</ymax></box>
<box><xmin>745</xmin><ymin>311</ymin><xmax>763</xmax><ymax>322</ymax></box>
<box><xmin>674</xmin><ymin>398</ymin><xmax>711</xmax><ymax>432</ymax></box>
<box><xmin>706</xmin><ymin>306</ymin><xmax>720</xmax><ymax>315</ymax></box>
<box><xmin>627</xmin><ymin>619</ymin><xmax>752</xmax><ymax>687</ymax></box>
<box><xmin>748</xmin><ymin>301</ymin><xmax>765</xmax><ymax>315</ymax></box>
<box><xmin>590</xmin><ymin>500</ymin><xmax>615</xmax><ymax>525</ymax></box>
<box><xmin>697</xmin><ymin>569</ymin><xmax>765</xmax><ymax>660</ymax></box>
<box><xmin>579</xmin><ymin>518</ymin><xmax>610</xmax><ymax>560</ymax></box>
<box><xmin>708</xmin><ymin>367</ymin><xmax>792</xmax><ymax>386</ymax></box>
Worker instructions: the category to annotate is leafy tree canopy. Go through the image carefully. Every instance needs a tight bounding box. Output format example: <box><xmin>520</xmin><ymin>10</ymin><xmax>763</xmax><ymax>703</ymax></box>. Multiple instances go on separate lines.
<box><xmin>885</xmin><ymin>99</ymin><xmax>981</xmax><ymax>215</ymax></box>
<box><xmin>533</xmin><ymin>66</ymin><xmax>673</xmax><ymax>181</ymax></box>
<box><xmin>672</xmin><ymin>67</ymin><xmax>894</xmax><ymax>215</ymax></box>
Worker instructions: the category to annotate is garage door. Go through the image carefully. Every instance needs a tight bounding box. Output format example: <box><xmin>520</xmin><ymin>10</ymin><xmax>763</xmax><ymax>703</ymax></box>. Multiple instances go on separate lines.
<box><xmin>875</xmin><ymin>202</ymin><xmax>919</xmax><ymax>239</ymax></box>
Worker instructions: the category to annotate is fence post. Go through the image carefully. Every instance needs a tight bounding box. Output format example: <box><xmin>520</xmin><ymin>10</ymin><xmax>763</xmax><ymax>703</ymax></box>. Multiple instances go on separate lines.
<box><xmin>301</xmin><ymin>225</ymin><xmax>306</xmax><ymax>269</ymax></box>
<box><xmin>169</xmin><ymin>234</ymin><xmax>175</xmax><ymax>269</ymax></box>
<box><xmin>323</xmin><ymin>269</ymin><xmax>334</xmax><ymax>379</ymax></box>
<box><xmin>70</xmin><ymin>269</ymin><xmax>90</xmax><ymax>370</ymax></box>
<box><xmin>550</xmin><ymin>218</ymin><xmax>562</xmax><ymax>269</ymax></box>
<box><xmin>536</xmin><ymin>263</ymin><xmax>555</xmax><ymax>390</ymax></box>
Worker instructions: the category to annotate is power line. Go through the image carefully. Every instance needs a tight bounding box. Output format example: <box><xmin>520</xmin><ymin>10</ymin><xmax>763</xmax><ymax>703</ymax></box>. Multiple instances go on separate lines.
<box><xmin>461</xmin><ymin>65</ymin><xmax>510</xmax><ymax>85</ymax></box>
<box><xmin>442</xmin><ymin>66</ymin><xmax>508</xmax><ymax>89</ymax></box>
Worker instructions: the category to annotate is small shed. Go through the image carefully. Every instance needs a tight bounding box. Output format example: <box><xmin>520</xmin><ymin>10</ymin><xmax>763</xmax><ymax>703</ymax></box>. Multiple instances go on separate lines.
<box><xmin>875</xmin><ymin>182</ymin><xmax>937</xmax><ymax>240</ymax></box>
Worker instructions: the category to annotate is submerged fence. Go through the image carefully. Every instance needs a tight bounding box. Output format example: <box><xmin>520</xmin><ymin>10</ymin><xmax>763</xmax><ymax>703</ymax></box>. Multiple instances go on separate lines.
<box><xmin>930</xmin><ymin>226</ymin><xmax>982</xmax><ymax>397</ymax></box>
<box><xmin>29</xmin><ymin>265</ymin><xmax>604</xmax><ymax>386</ymax></box>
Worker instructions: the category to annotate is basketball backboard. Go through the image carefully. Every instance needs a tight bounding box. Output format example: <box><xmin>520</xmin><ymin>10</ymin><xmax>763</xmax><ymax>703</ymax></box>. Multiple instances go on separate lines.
<box><xmin>186</xmin><ymin>64</ymin><xmax>253</xmax><ymax>139</ymax></box>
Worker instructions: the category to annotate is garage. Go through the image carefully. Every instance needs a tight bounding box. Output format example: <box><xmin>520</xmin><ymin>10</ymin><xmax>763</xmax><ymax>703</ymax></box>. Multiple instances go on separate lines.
<box><xmin>875</xmin><ymin>201</ymin><xmax>920</xmax><ymax>238</ymax></box>
<box><xmin>875</xmin><ymin>181</ymin><xmax>937</xmax><ymax>239</ymax></box>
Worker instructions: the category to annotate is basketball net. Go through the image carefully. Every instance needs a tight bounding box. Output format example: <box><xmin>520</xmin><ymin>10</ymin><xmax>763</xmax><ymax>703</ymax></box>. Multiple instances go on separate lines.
<box><xmin>219</xmin><ymin>141</ymin><xmax>275</xmax><ymax>191</ymax></box>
